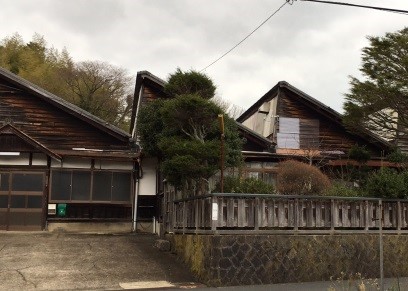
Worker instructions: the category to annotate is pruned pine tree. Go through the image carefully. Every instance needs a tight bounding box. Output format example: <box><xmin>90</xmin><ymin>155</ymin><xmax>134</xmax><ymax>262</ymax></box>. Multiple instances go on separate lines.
<box><xmin>138</xmin><ymin>69</ymin><xmax>242</xmax><ymax>196</ymax></box>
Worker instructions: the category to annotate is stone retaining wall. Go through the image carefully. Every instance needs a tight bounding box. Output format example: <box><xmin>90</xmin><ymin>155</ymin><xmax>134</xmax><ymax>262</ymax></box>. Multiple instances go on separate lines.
<box><xmin>167</xmin><ymin>234</ymin><xmax>408</xmax><ymax>286</ymax></box>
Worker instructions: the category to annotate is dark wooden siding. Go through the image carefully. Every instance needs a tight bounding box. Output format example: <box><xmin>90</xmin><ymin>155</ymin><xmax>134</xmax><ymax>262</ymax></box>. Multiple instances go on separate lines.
<box><xmin>141</xmin><ymin>85</ymin><xmax>167</xmax><ymax>106</ymax></box>
<box><xmin>0</xmin><ymin>82</ymin><xmax>128</xmax><ymax>151</ymax></box>
<box><xmin>0</xmin><ymin>135</ymin><xmax>34</xmax><ymax>151</ymax></box>
<box><xmin>277</xmin><ymin>89</ymin><xmax>382</xmax><ymax>155</ymax></box>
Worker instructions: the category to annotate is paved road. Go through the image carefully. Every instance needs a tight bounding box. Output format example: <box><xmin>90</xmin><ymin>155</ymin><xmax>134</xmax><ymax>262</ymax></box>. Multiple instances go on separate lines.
<box><xmin>0</xmin><ymin>232</ymin><xmax>198</xmax><ymax>290</ymax></box>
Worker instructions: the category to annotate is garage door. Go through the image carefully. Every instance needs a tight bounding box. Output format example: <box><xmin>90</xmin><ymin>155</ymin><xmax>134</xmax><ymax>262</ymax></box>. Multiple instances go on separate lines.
<box><xmin>0</xmin><ymin>172</ymin><xmax>45</xmax><ymax>231</ymax></box>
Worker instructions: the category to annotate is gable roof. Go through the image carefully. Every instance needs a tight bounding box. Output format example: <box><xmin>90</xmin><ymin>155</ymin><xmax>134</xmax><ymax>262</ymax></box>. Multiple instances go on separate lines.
<box><xmin>237</xmin><ymin>81</ymin><xmax>342</xmax><ymax>123</ymax></box>
<box><xmin>0</xmin><ymin>67</ymin><xmax>131</xmax><ymax>142</ymax></box>
<box><xmin>237</xmin><ymin>81</ymin><xmax>392</xmax><ymax>150</ymax></box>
<box><xmin>130</xmin><ymin>71</ymin><xmax>168</xmax><ymax>134</ymax></box>
<box><xmin>0</xmin><ymin>123</ymin><xmax>62</xmax><ymax>160</ymax></box>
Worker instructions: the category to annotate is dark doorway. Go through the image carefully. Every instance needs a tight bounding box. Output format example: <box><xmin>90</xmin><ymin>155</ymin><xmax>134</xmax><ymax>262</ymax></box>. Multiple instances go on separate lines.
<box><xmin>0</xmin><ymin>171</ymin><xmax>45</xmax><ymax>230</ymax></box>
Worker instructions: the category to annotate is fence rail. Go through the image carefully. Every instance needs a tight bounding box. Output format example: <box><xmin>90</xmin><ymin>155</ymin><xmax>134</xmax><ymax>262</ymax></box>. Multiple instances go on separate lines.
<box><xmin>164</xmin><ymin>192</ymin><xmax>408</xmax><ymax>234</ymax></box>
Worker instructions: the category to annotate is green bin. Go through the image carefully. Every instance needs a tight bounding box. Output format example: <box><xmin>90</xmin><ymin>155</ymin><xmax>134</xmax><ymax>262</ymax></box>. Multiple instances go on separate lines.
<box><xmin>57</xmin><ymin>204</ymin><xmax>67</xmax><ymax>217</ymax></box>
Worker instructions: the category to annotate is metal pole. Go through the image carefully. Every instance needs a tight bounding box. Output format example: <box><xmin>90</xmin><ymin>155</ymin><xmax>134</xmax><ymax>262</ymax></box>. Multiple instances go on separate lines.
<box><xmin>132</xmin><ymin>160</ymin><xmax>141</xmax><ymax>232</ymax></box>
<box><xmin>379</xmin><ymin>200</ymin><xmax>384</xmax><ymax>291</ymax></box>
<box><xmin>218</xmin><ymin>114</ymin><xmax>225</xmax><ymax>193</ymax></box>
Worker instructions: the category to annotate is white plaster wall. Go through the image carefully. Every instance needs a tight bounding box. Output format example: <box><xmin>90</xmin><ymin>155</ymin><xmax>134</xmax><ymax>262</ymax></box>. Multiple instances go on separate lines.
<box><xmin>51</xmin><ymin>157</ymin><xmax>91</xmax><ymax>169</ymax></box>
<box><xmin>0</xmin><ymin>153</ymin><xmax>30</xmax><ymax>165</ymax></box>
<box><xmin>32</xmin><ymin>153</ymin><xmax>47</xmax><ymax>166</ymax></box>
<box><xmin>139</xmin><ymin>157</ymin><xmax>158</xmax><ymax>196</ymax></box>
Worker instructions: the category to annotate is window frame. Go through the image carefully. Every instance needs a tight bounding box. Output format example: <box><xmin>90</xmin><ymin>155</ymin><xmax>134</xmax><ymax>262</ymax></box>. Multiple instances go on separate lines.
<box><xmin>49</xmin><ymin>169</ymin><xmax>133</xmax><ymax>205</ymax></box>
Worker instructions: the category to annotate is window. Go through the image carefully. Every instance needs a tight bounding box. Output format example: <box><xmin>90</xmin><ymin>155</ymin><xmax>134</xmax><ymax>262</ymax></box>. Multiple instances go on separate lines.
<box><xmin>112</xmin><ymin>172</ymin><xmax>132</xmax><ymax>202</ymax></box>
<box><xmin>12</xmin><ymin>173</ymin><xmax>43</xmax><ymax>192</ymax></box>
<box><xmin>0</xmin><ymin>173</ymin><xmax>9</xmax><ymax>192</ymax></box>
<box><xmin>72</xmin><ymin>171</ymin><xmax>91</xmax><ymax>201</ymax></box>
<box><xmin>92</xmin><ymin>172</ymin><xmax>112</xmax><ymax>201</ymax></box>
<box><xmin>50</xmin><ymin>169</ymin><xmax>132</xmax><ymax>203</ymax></box>
<box><xmin>243</xmin><ymin>162</ymin><xmax>277</xmax><ymax>186</ymax></box>
<box><xmin>51</xmin><ymin>171</ymin><xmax>71</xmax><ymax>200</ymax></box>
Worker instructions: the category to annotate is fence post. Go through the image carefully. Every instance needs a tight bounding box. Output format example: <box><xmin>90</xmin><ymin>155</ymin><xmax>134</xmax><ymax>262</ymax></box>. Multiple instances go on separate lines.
<box><xmin>171</xmin><ymin>190</ymin><xmax>176</xmax><ymax>233</ymax></box>
<box><xmin>331</xmin><ymin>199</ymin><xmax>335</xmax><ymax>232</ymax></box>
<box><xmin>182</xmin><ymin>200</ymin><xmax>187</xmax><ymax>234</ymax></box>
<box><xmin>254</xmin><ymin>197</ymin><xmax>260</xmax><ymax>231</ymax></box>
<box><xmin>195</xmin><ymin>199</ymin><xmax>199</xmax><ymax>233</ymax></box>
<box><xmin>365</xmin><ymin>200</ymin><xmax>370</xmax><ymax>231</ymax></box>
<box><xmin>294</xmin><ymin>198</ymin><xmax>299</xmax><ymax>232</ymax></box>
<box><xmin>397</xmin><ymin>201</ymin><xmax>402</xmax><ymax>231</ymax></box>
<box><xmin>211</xmin><ymin>195</ymin><xmax>218</xmax><ymax>233</ymax></box>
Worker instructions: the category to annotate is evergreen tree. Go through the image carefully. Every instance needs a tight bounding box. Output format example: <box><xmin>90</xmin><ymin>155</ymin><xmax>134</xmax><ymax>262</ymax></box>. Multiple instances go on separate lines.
<box><xmin>138</xmin><ymin>69</ymin><xmax>242</xmax><ymax>194</ymax></box>
<box><xmin>343</xmin><ymin>27</ymin><xmax>408</xmax><ymax>143</ymax></box>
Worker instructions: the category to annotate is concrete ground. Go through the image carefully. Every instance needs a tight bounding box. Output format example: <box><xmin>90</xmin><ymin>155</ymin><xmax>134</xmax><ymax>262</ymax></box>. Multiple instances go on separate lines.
<box><xmin>0</xmin><ymin>232</ymin><xmax>199</xmax><ymax>290</ymax></box>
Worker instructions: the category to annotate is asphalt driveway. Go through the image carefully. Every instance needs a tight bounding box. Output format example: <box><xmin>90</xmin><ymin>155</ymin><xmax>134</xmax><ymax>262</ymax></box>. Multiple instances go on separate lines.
<box><xmin>0</xmin><ymin>232</ymin><xmax>198</xmax><ymax>290</ymax></box>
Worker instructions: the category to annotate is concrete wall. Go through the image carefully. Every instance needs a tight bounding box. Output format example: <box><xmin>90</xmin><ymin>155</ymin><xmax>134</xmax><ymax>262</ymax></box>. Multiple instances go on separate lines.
<box><xmin>47</xmin><ymin>222</ymin><xmax>132</xmax><ymax>233</ymax></box>
<box><xmin>168</xmin><ymin>234</ymin><xmax>408</xmax><ymax>286</ymax></box>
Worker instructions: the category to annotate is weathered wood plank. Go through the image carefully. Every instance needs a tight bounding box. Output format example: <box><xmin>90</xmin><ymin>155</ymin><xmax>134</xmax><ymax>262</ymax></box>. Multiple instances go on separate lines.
<box><xmin>237</xmin><ymin>199</ymin><xmax>245</xmax><ymax>227</ymax></box>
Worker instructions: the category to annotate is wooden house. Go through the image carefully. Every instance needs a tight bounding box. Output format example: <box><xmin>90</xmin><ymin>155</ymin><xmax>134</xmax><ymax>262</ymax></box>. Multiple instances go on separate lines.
<box><xmin>0</xmin><ymin>67</ymin><xmax>139</xmax><ymax>231</ymax></box>
<box><xmin>130</xmin><ymin>71</ymin><xmax>169</xmax><ymax>226</ymax></box>
<box><xmin>130</xmin><ymin>72</ymin><xmax>395</xmax><ymax>198</ymax></box>
<box><xmin>236</xmin><ymin>81</ymin><xmax>394</xmax><ymax>182</ymax></box>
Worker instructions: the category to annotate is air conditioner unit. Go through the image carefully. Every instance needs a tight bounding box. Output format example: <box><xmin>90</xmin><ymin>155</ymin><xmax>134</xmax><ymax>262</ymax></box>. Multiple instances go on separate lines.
<box><xmin>48</xmin><ymin>204</ymin><xmax>57</xmax><ymax>215</ymax></box>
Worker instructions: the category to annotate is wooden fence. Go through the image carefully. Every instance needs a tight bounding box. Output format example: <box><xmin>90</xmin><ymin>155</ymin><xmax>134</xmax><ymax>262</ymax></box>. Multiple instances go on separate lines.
<box><xmin>162</xmin><ymin>192</ymin><xmax>408</xmax><ymax>234</ymax></box>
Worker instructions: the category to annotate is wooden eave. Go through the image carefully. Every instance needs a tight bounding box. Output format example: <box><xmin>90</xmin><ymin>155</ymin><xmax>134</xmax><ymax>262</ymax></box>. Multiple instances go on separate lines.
<box><xmin>328</xmin><ymin>159</ymin><xmax>402</xmax><ymax>168</ymax></box>
<box><xmin>0</xmin><ymin>123</ymin><xmax>62</xmax><ymax>161</ymax></box>
<box><xmin>54</xmin><ymin>149</ymin><xmax>139</xmax><ymax>161</ymax></box>
<box><xmin>0</xmin><ymin>67</ymin><xmax>131</xmax><ymax>143</ymax></box>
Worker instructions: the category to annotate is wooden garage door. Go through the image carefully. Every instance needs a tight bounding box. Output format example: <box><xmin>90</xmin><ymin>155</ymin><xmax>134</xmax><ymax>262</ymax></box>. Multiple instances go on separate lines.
<box><xmin>0</xmin><ymin>172</ymin><xmax>45</xmax><ymax>231</ymax></box>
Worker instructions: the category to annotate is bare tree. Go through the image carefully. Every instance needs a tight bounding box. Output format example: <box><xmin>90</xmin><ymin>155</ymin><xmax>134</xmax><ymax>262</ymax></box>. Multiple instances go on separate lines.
<box><xmin>61</xmin><ymin>61</ymin><xmax>133</xmax><ymax>128</ymax></box>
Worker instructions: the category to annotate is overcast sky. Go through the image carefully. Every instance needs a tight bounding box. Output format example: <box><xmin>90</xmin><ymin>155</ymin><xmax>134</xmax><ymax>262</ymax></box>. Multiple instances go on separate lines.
<box><xmin>1</xmin><ymin>0</ymin><xmax>407</xmax><ymax>114</ymax></box>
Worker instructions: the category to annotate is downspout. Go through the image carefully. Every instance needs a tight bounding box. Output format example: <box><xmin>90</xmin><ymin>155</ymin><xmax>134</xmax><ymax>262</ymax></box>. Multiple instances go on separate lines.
<box><xmin>132</xmin><ymin>158</ymin><xmax>142</xmax><ymax>232</ymax></box>
<box><xmin>131</xmin><ymin>81</ymin><xmax>144</xmax><ymax>232</ymax></box>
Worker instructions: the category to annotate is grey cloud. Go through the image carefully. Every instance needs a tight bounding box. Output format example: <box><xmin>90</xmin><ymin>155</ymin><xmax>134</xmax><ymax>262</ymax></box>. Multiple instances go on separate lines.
<box><xmin>0</xmin><ymin>0</ymin><xmax>407</xmax><ymax>114</ymax></box>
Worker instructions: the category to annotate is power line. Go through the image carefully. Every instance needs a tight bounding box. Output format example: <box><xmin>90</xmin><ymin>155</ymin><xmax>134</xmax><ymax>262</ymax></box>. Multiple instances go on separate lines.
<box><xmin>200</xmin><ymin>1</ymin><xmax>288</xmax><ymax>72</ymax></box>
<box><xmin>298</xmin><ymin>0</ymin><xmax>408</xmax><ymax>15</ymax></box>
<box><xmin>200</xmin><ymin>0</ymin><xmax>407</xmax><ymax>72</ymax></box>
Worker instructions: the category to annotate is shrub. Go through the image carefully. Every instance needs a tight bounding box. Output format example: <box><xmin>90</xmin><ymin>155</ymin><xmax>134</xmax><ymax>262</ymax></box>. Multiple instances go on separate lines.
<box><xmin>348</xmin><ymin>145</ymin><xmax>371</xmax><ymax>164</ymax></box>
<box><xmin>325</xmin><ymin>183</ymin><xmax>363</xmax><ymax>197</ymax></box>
<box><xmin>240</xmin><ymin>177</ymin><xmax>275</xmax><ymax>194</ymax></box>
<box><xmin>387</xmin><ymin>149</ymin><xmax>408</xmax><ymax>163</ymax></box>
<box><xmin>364</xmin><ymin>168</ymin><xmax>407</xmax><ymax>199</ymax></box>
<box><xmin>215</xmin><ymin>176</ymin><xmax>274</xmax><ymax>194</ymax></box>
<box><xmin>276</xmin><ymin>160</ymin><xmax>331</xmax><ymax>195</ymax></box>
